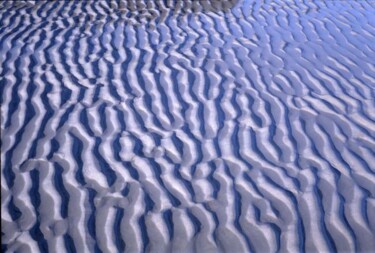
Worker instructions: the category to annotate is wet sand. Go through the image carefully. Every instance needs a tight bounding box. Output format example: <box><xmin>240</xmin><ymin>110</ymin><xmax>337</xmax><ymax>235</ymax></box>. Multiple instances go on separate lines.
<box><xmin>1</xmin><ymin>0</ymin><xmax>375</xmax><ymax>252</ymax></box>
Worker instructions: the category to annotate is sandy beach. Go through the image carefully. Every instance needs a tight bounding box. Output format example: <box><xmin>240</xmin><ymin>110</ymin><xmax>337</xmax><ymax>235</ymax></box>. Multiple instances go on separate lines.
<box><xmin>1</xmin><ymin>0</ymin><xmax>375</xmax><ymax>252</ymax></box>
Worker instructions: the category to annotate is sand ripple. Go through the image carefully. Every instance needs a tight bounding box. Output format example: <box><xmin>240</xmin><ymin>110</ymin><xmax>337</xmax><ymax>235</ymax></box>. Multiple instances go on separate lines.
<box><xmin>1</xmin><ymin>0</ymin><xmax>375</xmax><ymax>252</ymax></box>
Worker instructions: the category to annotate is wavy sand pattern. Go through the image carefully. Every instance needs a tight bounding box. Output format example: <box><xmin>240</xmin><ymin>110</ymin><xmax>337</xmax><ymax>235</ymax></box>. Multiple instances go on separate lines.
<box><xmin>1</xmin><ymin>0</ymin><xmax>375</xmax><ymax>252</ymax></box>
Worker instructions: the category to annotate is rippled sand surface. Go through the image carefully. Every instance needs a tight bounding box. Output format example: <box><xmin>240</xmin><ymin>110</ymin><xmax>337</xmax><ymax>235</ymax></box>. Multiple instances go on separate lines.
<box><xmin>1</xmin><ymin>0</ymin><xmax>375</xmax><ymax>252</ymax></box>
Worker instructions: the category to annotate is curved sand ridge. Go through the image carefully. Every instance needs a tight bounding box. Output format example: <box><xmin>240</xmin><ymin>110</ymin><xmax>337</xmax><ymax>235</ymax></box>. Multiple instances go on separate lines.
<box><xmin>1</xmin><ymin>0</ymin><xmax>375</xmax><ymax>252</ymax></box>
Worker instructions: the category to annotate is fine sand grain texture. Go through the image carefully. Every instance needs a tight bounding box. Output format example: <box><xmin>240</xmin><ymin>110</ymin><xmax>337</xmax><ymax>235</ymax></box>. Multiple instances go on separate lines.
<box><xmin>1</xmin><ymin>0</ymin><xmax>375</xmax><ymax>252</ymax></box>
